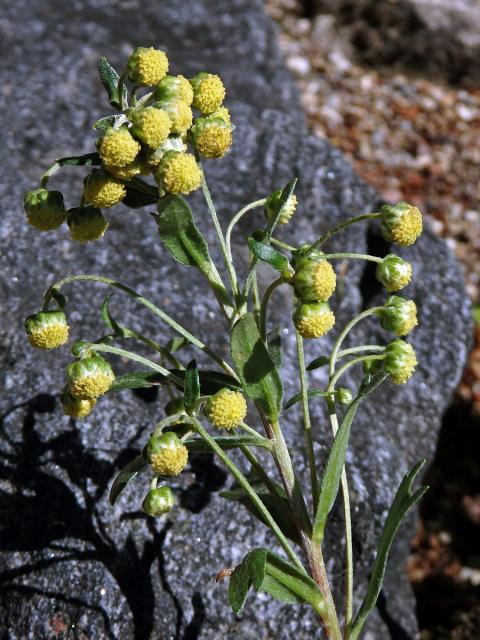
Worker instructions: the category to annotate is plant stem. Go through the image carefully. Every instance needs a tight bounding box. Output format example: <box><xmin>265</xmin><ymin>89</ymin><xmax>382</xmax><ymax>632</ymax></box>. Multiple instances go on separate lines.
<box><xmin>329</xmin><ymin>354</ymin><xmax>385</xmax><ymax>390</ymax></box>
<box><xmin>192</xmin><ymin>417</ymin><xmax>306</xmax><ymax>571</ymax></box>
<box><xmin>309</xmin><ymin>212</ymin><xmax>382</xmax><ymax>251</ymax></box>
<box><xmin>43</xmin><ymin>275</ymin><xmax>238</xmax><ymax>380</ymax></box>
<box><xmin>321</xmin><ymin>253</ymin><xmax>382</xmax><ymax>263</ymax></box>
<box><xmin>40</xmin><ymin>162</ymin><xmax>60</xmax><ymax>188</ymax></box>
<box><xmin>259</xmin><ymin>277</ymin><xmax>284</xmax><ymax>341</ymax></box>
<box><xmin>225</xmin><ymin>198</ymin><xmax>266</xmax><ymax>259</ymax></box>
<box><xmin>270</xmin><ymin>237</ymin><xmax>296</xmax><ymax>252</ymax></box>
<box><xmin>295</xmin><ymin>331</ymin><xmax>319</xmax><ymax>507</ymax></box>
<box><xmin>337</xmin><ymin>345</ymin><xmax>385</xmax><ymax>360</ymax></box>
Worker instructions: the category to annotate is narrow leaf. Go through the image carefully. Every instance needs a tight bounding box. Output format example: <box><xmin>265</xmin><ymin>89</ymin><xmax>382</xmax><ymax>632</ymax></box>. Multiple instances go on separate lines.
<box><xmin>350</xmin><ymin>460</ymin><xmax>428</xmax><ymax>639</ymax></box>
<box><xmin>306</xmin><ymin>356</ymin><xmax>330</xmax><ymax>371</ymax></box>
<box><xmin>109</xmin><ymin>371</ymin><xmax>165</xmax><ymax>391</ymax></box>
<box><xmin>186</xmin><ymin>435</ymin><xmax>272</xmax><ymax>453</ymax></box>
<box><xmin>284</xmin><ymin>388</ymin><xmax>333</xmax><ymax>411</ymax></box>
<box><xmin>230</xmin><ymin>313</ymin><xmax>283</xmax><ymax>420</ymax></box>
<box><xmin>109</xmin><ymin>454</ymin><xmax>147</xmax><ymax>505</ymax></box>
<box><xmin>184</xmin><ymin>360</ymin><xmax>200</xmax><ymax>415</ymax></box>
<box><xmin>56</xmin><ymin>152</ymin><xmax>101</xmax><ymax>167</ymax></box>
<box><xmin>98</xmin><ymin>56</ymin><xmax>128</xmax><ymax>109</ymax></box>
<box><xmin>313</xmin><ymin>372</ymin><xmax>388</xmax><ymax>542</ymax></box>
<box><xmin>101</xmin><ymin>295</ymin><xmax>131</xmax><ymax>337</ymax></box>
<box><xmin>247</xmin><ymin>235</ymin><xmax>290</xmax><ymax>272</ymax></box>
<box><xmin>264</xmin><ymin>178</ymin><xmax>297</xmax><ymax>240</ymax></box>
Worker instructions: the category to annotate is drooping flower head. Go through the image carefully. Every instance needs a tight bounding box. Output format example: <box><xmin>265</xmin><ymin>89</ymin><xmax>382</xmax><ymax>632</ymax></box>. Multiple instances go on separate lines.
<box><xmin>142</xmin><ymin>486</ymin><xmax>175</xmax><ymax>517</ymax></box>
<box><xmin>24</xmin><ymin>189</ymin><xmax>67</xmax><ymax>231</ymax></box>
<box><xmin>25</xmin><ymin>310</ymin><xmax>69</xmax><ymax>349</ymax></box>
<box><xmin>380</xmin><ymin>202</ymin><xmax>423</xmax><ymax>247</ymax></box>
<box><xmin>378</xmin><ymin>296</ymin><xmax>418</xmax><ymax>336</ymax></box>
<box><xmin>384</xmin><ymin>339</ymin><xmax>417</xmax><ymax>384</ymax></box>
<box><xmin>376</xmin><ymin>254</ymin><xmax>413</xmax><ymax>292</ymax></box>
<box><xmin>293</xmin><ymin>251</ymin><xmax>336</xmax><ymax>303</ymax></box>
<box><xmin>293</xmin><ymin>302</ymin><xmax>335</xmax><ymax>339</ymax></box>
<box><xmin>67</xmin><ymin>354</ymin><xmax>115</xmax><ymax>399</ymax></box>
<box><xmin>61</xmin><ymin>388</ymin><xmax>96</xmax><ymax>419</ymax></box>
<box><xmin>147</xmin><ymin>432</ymin><xmax>188</xmax><ymax>476</ymax></box>
<box><xmin>67</xmin><ymin>206</ymin><xmax>109</xmax><ymax>243</ymax></box>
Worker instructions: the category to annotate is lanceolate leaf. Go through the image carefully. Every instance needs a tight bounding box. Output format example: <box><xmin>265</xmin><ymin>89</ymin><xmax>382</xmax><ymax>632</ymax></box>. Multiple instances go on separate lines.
<box><xmin>306</xmin><ymin>355</ymin><xmax>330</xmax><ymax>371</ymax></box>
<box><xmin>184</xmin><ymin>360</ymin><xmax>200</xmax><ymax>415</ymax></box>
<box><xmin>109</xmin><ymin>454</ymin><xmax>147</xmax><ymax>505</ymax></box>
<box><xmin>93</xmin><ymin>114</ymin><xmax>127</xmax><ymax>132</ymax></box>
<box><xmin>247</xmin><ymin>234</ymin><xmax>290</xmax><ymax>273</ymax></box>
<box><xmin>350</xmin><ymin>461</ymin><xmax>428</xmax><ymax>640</ymax></box>
<box><xmin>110</xmin><ymin>371</ymin><xmax>164</xmax><ymax>391</ymax></box>
<box><xmin>56</xmin><ymin>152</ymin><xmax>101</xmax><ymax>167</ymax></box>
<box><xmin>264</xmin><ymin>178</ymin><xmax>297</xmax><ymax>240</ymax></box>
<box><xmin>110</xmin><ymin>369</ymin><xmax>240</xmax><ymax>394</ymax></box>
<box><xmin>230</xmin><ymin>313</ymin><xmax>283</xmax><ymax>420</ymax></box>
<box><xmin>98</xmin><ymin>56</ymin><xmax>128</xmax><ymax>109</ymax></box>
<box><xmin>228</xmin><ymin>548</ymin><xmax>323</xmax><ymax>615</ymax></box>
<box><xmin>313</xmin><ymin>372</ymin><xmax>389</xmax><ymax>543</ymax></box>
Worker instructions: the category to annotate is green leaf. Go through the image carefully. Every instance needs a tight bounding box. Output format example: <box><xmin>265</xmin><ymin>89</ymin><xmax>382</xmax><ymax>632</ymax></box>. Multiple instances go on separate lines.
<box><xmin>306</xmin><ymin>356</ymin><xmax>330</xmax><ymax>371</ymax></box>
<box><xmin>230</xmin><ymin>313</ymin><xmax>283</xmax><ymax>420</ymax></box>
<box><xmin>284</xmin><ymin>388</ymin><xmax>333</xmax><ymax>411</ymax></box>
<box><xmin>98</xmin><ymin>56</ymin><xmax>128</xmax><ymax>109</ymax></box>
<box><xmin>110</xmin><ymin>371</ymin><xmax>164</xmax><ymax>391</ymax></box>
<box><xmin>156</xmin><ymin>196</ymin><xmax>213</xmax><ymax>274</ymax></box>
<box><xmin>110</xmin><ymin>368</ymin><xmax>240</xmax><ymax>394</ymax></box>
<box><xmin>313</xmin><ymin>372</ymin><xmax>389</xmax><ymax>543</ymax></box>
<box><xmin>267</xmin><ymin>326</ymin><xmax>282</xmax><ymax>369</ymax></box>
<box><xmin>350</xmin><ymin>460</ymin><xmax>428</xmax><ymax>639</ymax></box>
<box><xmin>109</xmin><ymin>454</ymin><xmax>147</xmax><ymax>505</ymax></box>
<box><xmin>264</xmin><ymin>178</ymin><xmax>297</xmax><ymax>240</ymax></box>
<box><xmin>165</xmin><ymin>336</ymin><xmax>189</xmax><ymax>353</ymax></box>
<box><xmin>221</xmin><ymin>472</ymin><xmax>299</xmax><ymax>544</ymax></box>
<box><xmin>228</xmin><ymin>548</ymin><xmax>323</xmax><ymax>615</ymax></box>
<box><xmin>101</xmin><ymin>295</ymin><xmax>131</xmax><ymax>337</ymax></box>
<box><xmin>93</xmin><ymin>115</ymin><xmax>126</xmax><ymax>132</ymax></box>
<box><xmin>184</xmin><ymin>360</ymin><xmax>200</xmax><ymax>415</ymax></box>
<box><xmin>56</xmin><ymin>152</ymin><xmax>101</xmax><ymax>167</ymax></box>
<box><xmin>185</xmin><ymin>435</ymin><xmax>272</xmax><ymax>453</ymax></box>
<box><xmin>123</xmin><ymin>186</ymin><xmax>158</xmax><ymax>209</ymax></box>
<box><xmin>247</xmin><ymin>234</ymin><xmax>290</xmax><ymax>273</ymax></box>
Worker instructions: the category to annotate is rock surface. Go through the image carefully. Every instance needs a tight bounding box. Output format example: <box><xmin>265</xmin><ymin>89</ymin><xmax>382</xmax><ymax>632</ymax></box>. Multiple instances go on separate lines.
<box><xmin>0</xmin><ymin>1</ymin><xmax>472</xmax><ymax>639</ymax></box>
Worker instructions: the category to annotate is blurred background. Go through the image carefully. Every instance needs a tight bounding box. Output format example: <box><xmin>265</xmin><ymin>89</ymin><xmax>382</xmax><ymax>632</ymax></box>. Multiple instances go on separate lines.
<box><xmin>265</xmin><ymin>0</ymin><xmax>480</xmax><ymax>637</ymax></box>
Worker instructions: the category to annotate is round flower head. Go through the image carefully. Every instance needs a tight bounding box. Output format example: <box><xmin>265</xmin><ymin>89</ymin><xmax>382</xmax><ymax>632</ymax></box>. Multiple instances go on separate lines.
<box><xmin>147</xmin><ymin>432</ymin><xmax>188</xmax><ymax>476</ymax></box>
<box><xmin>264</xmin><ymin>189</ymin><xmax>298</xmax><ymax>226</ymax></box>
<box><xmin>127</xmin><ymin>47</ymin><xmax>169</xmax><ymax>86</ymax></box>
<box><xmin>67</xmin><ymin>206</ymin><xmax>109</xmax><ymax>243</ymax></box>
<box><xmin>380</xmin><ymin>202</ymin><xmax>423</xmax><ymax>247</ymax></box>
<box><xmin>293</xmin><ymin>252</ymin><xmax>336</xmax><ymax>303</ymax></box>
<box><xmin>128</xmin><ymin>107</ymin><xmax>171</xmax><ymax>149</ymax></box>
<box><xmin>61</xmin><ymin>388</ymin><xmax>96</xmax><ymax>419</ymax></box>
<box><xmin>190</xmin><ymin>72</ymin><xmax>226</xmax><ymax>114</ymax></box>
<box><xmin>376</xmin><ymin>254</ymin><xmax>413</xmax><ymax>292</ymax></box>
<box><xmin>191</xmin><ymin>115</ymin><xmax>232</xmax><ymax>158</ymax></box>
<box><xmin>210</xmin><ymin>106</ymin><xmax>231</xmax><ymax>126</ymax></box>
<box><xmin>67</xmin><ymin>354</ymin><xmax>115</xmax><ymax>400</ymax></box>
<box><xmin>156</xmin><ymin>151</ymin><xmax>202</xmax><ymax>195</ymax></box>
<box><xmin>153</xmin><ymin>99</ymin><xmax>193</xmax><ymax>136</ymax></box>
<box><xmin>104</xmin><ymin>155</ymin><xmax>149</xmax><ymax>180</ymax></box>
<box><xmin>384</xmin><ymin>339</ymin><xmax>417</xmax><ymax>384</ymax></box>
<box><xmin>25</xmin><ymin>310</ymin><xmax>69</xmax><ymax>349</ymax></box>
<box><xmin>378</xmin><ymin>295</ymin><xmax>418</xmax><ymax>336</ymax></box>
<box><xmin>98</xmin><ymin>128</ymin><xmax>140</xmax><ymax>168</ymax></box>
<box><xmin>154</xmin><ymin>74</ymin><xmax>194</xmax><ymax>105</ymax></box>
<box><xmin>83</xmin><ymin>170</ymin><xmax>126</xmax><ymax>208</ymax></box>
<box><xmin>293</xmin><ymin>302</ymin><xmax>335</xmax><ymax>339</ymax></box>
<box><xmin>142</xmin><ymin>486</ymin><xmax>175</xmax><ymax>517</ymax></box>
<box><xmin>147</xmin><ymin>135</ymin><xmax>186</xmax><ymax>169</ymax></box>
<box><xmin>205</xmin><ymin>389</ymin><xmax>247</xmax><ymax>430</ymax></box>
<box><xmin>24</xmin><ymin>189</ymin><xmax>67</xmax><ymax>231</ymax></box>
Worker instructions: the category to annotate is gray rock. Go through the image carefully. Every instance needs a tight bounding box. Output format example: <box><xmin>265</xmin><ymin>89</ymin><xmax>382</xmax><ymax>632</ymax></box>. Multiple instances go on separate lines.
<box><xmin>0</xmin><ymin>0</ymin><xmax>471</xmax><ymax>639</ymax></box>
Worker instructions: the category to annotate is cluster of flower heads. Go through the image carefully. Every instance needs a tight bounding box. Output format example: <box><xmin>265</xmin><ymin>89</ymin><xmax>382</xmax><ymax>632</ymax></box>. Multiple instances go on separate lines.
<box><xmin>24</xmin><ymin>46</ymin><xmax>233</xmax><ymax>243</ymax></box>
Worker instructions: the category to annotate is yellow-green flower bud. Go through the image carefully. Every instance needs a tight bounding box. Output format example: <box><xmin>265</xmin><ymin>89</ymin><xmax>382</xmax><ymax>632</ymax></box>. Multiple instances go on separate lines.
<box><xmin>380</xmin><ymin>202</ymin><xmax>423</xmax><ymax>247</ymax></box>
<box><xmin>142</xmin><ymin>486</ymin><xmax>175</xmax><ymax>517</ymax></box>
<box><xmin>293</xmin><ymin>252</ymin><xmax>336</xmax><ymax>302</ymax></box>
<box><xmin>67</xmin><ymin>206</ymin><xmax>109</xmax><ymax>243</ymax></box>
<box><xmin>336</xmin><ymin>387</ymin><xmax>353</xmax><ymax>405</ymax></box>
<box><xmin>154</xmin><ymin>74</ymin><xmax>194</xmax><ymax>105</ymax></box>
<box><xmin>378</xmin><ymin>295</ymin><xmax>418</xmax><ymax>336</ymax></box>
<box><xmin>156</xmin><ymin>151</ymin><xmax>202</xmax><ymax>195</ymax></box>
<box><xmin>190</xmin><ymin>115</ymin><xmax>233</xmax><ymax>158</ymax></box>
<box><xmin>83</xmin><ymin>170</ymin><xmax>126</xmax><ymax>208</ymax></box>
<box><xmin>205</xmin><ymin>389</ymin><xmax>247</xmax><ymax>430</ymax></box>
<box><xmin>67</xmin><ymin>354</ymin><xmax>115</xmax><ymax>399</ymax></box>
<box><xmin>128</xmin><ymin>107</ymin><xmax>171</xmax><ymax>149</ymax></box>
<box><xmin>97</xmin><ymin>128</ymin><xmax>140</xmax><ymax>168</ymax></box>
<box><xmin>376</xmin><ymin>254</ymin><xmax>413</xmax><ymax>292</ymax></box>
<box><xmin>104</xmin><ymin>156</ymin><xmax>149</xmax><ymax>180</ymax></box>
<box><xmin>190</xmin><ymin>72</ymin><xmax>225</xmax><ymax>114</ymax></box>
<box><xmin>384</xmin><ymin>339</ymin><xmax>417</xmax><ymax>384</ymax></box>
<box><xmin>61</xmin><ymin>388</ymin><xmax>96</xmax><ymax>419</ymax></box>
<box><xmin>25</xmin><ymin>310</ymin><xmax>69</xmax><ymax>349</ymax></box>
<box><xmin>147</xmin><ymin>432</ymin><xmax>188</xmax><ymax>476</ymax></box>
<box><xmin>152</xmin><ymin>99</ymin><xmax>193</xmax><ymax>136</ymax></box>
<box><xmin>127</xmin><ymin>47</ymin><xmax>169</xmax><ymax>86</ymax></box>
<box><xmin>293</xmin><ymin>302</ymin><xmax>335</xmax><ymax>339</ymax></box>
<box><xmin>264</xmin><ymin>189</ymin><xmax>298</xmax><ymax>226</ymax></box>
<box><xmin>210</xmin><ymin>106</ymin><xmax>231</xmax><ymax>126</ymax></box>
<box><xmin>24</xmin><ymin>189</ymin><xmax>67</xmax><ymax>231</ymax></box>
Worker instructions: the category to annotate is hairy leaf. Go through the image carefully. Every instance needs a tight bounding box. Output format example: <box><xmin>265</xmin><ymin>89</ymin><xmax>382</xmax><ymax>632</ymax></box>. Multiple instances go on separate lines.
<box><xmin>306</xmin><ymin>355</ymin><xmax>330</xmax><ymax>371</ymax></box>
<box><xmin>98</xmin><ymin>56</ymin><xmax>128</xmax><ymax>109</ymax></box>
<box><xmin>230</xmin><ymin>313</ymin><xmax>283</xmax><ymax>420</ymax></box>
<box><xmin>109</xmin><ymin>454</ymin><xmax>147</xmax><ymax>505</ymax></box>
<box><xmin>56</xmin><ymin>152</ymin><xmax>101</xmax><ymax>167</ymax></box>
<box><xmin>248</xmin><ymin>234</ymin><xmax>290</xmax><ymax>272</ymax></box>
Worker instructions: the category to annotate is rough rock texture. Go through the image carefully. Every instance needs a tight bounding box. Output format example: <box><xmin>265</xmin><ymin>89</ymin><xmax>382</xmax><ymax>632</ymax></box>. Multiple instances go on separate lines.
<box><xmin>0</xmin><ymin>1</ymin><xmax>472</xmax><ymax>639</ymax></box>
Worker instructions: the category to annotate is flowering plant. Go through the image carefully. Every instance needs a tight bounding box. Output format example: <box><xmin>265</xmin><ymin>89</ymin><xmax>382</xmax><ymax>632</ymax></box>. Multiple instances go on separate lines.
<box><xmin>24</xmin><ymin>47</ymin><xmax>427</xmax><ymax>639</ymax></box>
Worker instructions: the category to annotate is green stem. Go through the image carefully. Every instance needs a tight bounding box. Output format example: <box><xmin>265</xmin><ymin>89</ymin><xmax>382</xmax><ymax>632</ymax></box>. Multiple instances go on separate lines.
<box><xmin>239</xmin><ymin>445</ymin><xmax>285</xmax><ymax>504</ymax></box>
<box><xmin>321</xmin><ymin>253</ymin><xmax>382</xmax><ymax>263</ymax></box>
<box><xmin>252</xmin><ymin>273</ymin><xmax>261</xmax><ymax>325</ymax></box>
<box><xmin>40</xmin><ymin>162</ymin><xmax>60</xmax><ymax>188</ymax></box>
<box><xmin>337</xmin><ymin>345</ymin><xmax>385</xmax><ymax>360</ymax></box>
<box><xmin>153</xmin><ymin>413</ymin><xmax>192</xmax><ymax>437</ymax></box>
<box><xmin>329</xmin><ymin>354</ymin><xmax>385</xmax><ymax>390</ymax></box>
<box><xmin>238</xmin><ymin>422</ymin><xmax>263</xmax><ymax>438</ymax></box>
<box><xmin>225</xmin><ymin>198</ymin><xmax>266</xmax><ymax>259</ymax></box>
<box><xmin>259</xmin><ymin>277</ymin><xmax>284</xmax><ymax>341</ymax></box>
<box><xmin>270</xmin><ymin>238</ymin><xmax>296</xmax><ymax>252</ymax></box>
<box><xmin>192</xmin><ymin>417</ymin><xmax>306</xmax><ymax>571</ymax></box>
<box><xmin>309</xmin><ymin>212</ymin><xmax>382</xmax><ymax>251</ymax></box>
<box><xmin>295</xmin><ymin>331</ymin><xmax>319</xmax><ymax>508</ymax></box>
<box><xmin>198</xmin><ymin>162</ymin><xmax>240</xmax><ymax>303</ymax></box>
<box><xmin>43</xmin><ymin>275</ymin><xmax>238</xmax><ymax>380</ymax></box>
<box><xmin>118</xmin><ymin>70</ymin><xmax>129</xmax><ymax>110</ymax></box>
